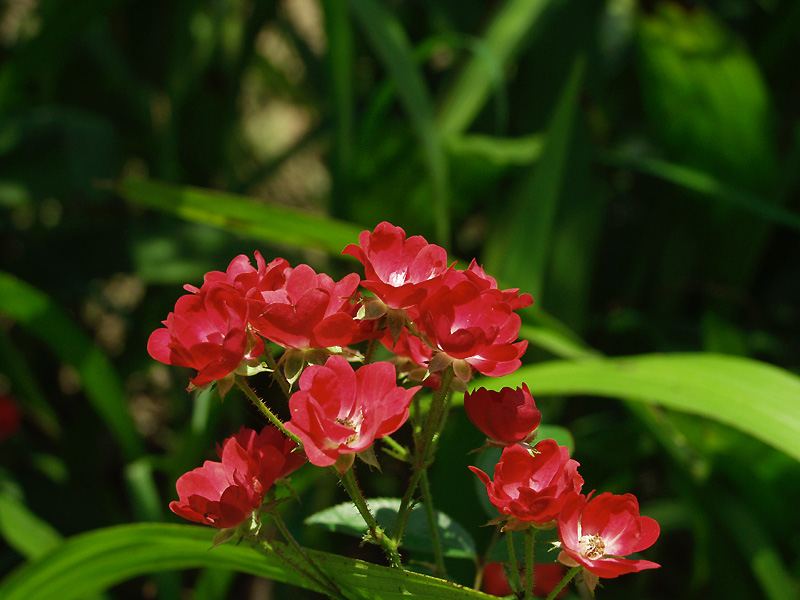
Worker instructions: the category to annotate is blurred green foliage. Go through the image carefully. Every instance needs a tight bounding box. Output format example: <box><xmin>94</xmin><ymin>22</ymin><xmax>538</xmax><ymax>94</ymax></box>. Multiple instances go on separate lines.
<box><xmin>1</xmin><ymin>0</ymin><xmax>799</xmax><ymax>598</ymax></box>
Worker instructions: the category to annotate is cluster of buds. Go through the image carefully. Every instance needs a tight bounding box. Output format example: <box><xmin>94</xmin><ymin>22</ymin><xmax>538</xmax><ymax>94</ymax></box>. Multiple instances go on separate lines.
<box><xmin>148</xmin><ymin>221</ymin><xmax>659</xmax><ymax>593</ymax></box>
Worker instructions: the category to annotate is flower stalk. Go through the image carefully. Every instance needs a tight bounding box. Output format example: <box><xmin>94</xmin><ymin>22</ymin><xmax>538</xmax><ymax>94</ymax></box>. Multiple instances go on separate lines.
<box><xmin>524</xmin><ymin>527</ymin><xmax>537</xmax><ymax>600</ymax></box>
<box><xmin>506</xmin><ymin>530</ymin><xmax>523</xmax><ymax>594</ymax></box>
<box><xmin>546</xmin><ymin>566</ymin><xmax>581</xmax><ymax>600</ymax></box>
<box><xmin>234</xmin><ymin>376</ymin><xmax>301</xmax><ymax>445</ymax></box>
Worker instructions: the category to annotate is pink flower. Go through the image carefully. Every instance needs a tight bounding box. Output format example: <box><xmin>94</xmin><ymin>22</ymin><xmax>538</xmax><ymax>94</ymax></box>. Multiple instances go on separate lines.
<box><xmin>285</xmin><ymin>356</ymin><xmax>420</xmax><ymax>467</ymax></box>
<box><xmin>342</xmin><ymin>221</ymin><xmax>449</xmax><ymax>310</ymax></box>
<box><xmin>147</xmin><ymin>283</ymin><xmax>264</xmax><ymax>388</ymax></box>
<box><xmin>418</xmin><ymin>278</ymin><xmax>528</xmax><ymax>380</ymax></box>
<box><xmin>469</xmin><ymin>440</ymin><xmax>583</xmax><ymax>526</ymax></box>
<box><xmin>249</xmin><ymin>264</ymin><xmax>374</xmax><ymax>350</ymax></box>
<box><xmin>464</xmin><ymin>385</ymin><xmax>541</xmax><ymax>445</ymax></box>
<box><xmin>170</xmin><ymin>425</ymin><xmax>303</xmax><ymax>528</ymax></box>
<box><xmin>556</xmin><ymin>491</ymin><xmax>660</xmax><ymax>580</ymax></box>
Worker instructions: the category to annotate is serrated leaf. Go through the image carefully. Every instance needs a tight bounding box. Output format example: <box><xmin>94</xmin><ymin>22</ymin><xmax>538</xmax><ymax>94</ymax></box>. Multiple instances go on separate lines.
<box><xmin>306</xmin><ymin>498</ymin><xmax>476</xmax><ymax>560</ymax></box>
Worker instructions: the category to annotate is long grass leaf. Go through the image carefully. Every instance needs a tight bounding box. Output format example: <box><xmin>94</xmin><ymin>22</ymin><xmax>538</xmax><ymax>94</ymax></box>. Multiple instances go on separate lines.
<box><xmin>472</xmin><ymin>353</ymin><xmax>800</xmax><ymax>464</ymax></box>
<box><xmin>437</xmin><ymin>0</ymin><xmax>556</xmax><ymax>138</ymax></box>
<box><xmin>0</xmin><ymin>272</ymin><xmax>144</xmax><ymax>460</ymax></box>
<box><xmin>118</xmin><ymin>177</ymin><xmax>362</xmax><ymax>256</ymax></box>
<box><xmin>345</xmin><ymin>0</ymin><xmax>450</xmax><ymax>248</ymax></box>
<box><xmin>0</xmin><ymin>523</ymin><xmax>498</xmax><ymax>600</ymax></box>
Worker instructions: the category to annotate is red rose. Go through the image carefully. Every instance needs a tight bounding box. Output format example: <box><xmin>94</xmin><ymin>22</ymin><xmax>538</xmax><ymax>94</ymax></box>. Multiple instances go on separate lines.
<box><xmin>469</xmin><ymin>440</ymin><xmax>583</xmax><ymax>526</ymax></box>
<box><xmin>249</xmin><ymin>264</ymin><xmax>373</xmax><ymax>350</ymax></box>
<box><xmin>170</xmin><ymin>425</ymin><xmax>303</xmax><ymax>528</ymax></box>
<box><xmin>460</xmin><ymin>260</ymin><xmax>533</xmax><ymax>310</ymax></box>
<box><xmin>556</xmin><ymin>491</ymin><xmax>660</xmax><ymax>579</ymax></box>
<box><xmin>285</xmin><ymin>356</ymin><xmax>420</xmax><ymax>467</ymax></box>
<box><xmin>464</xmin><ymin>385</ymin><xmax>541</xmax><ymax>445</ymax></box>
<box><xmin>418</xmin><ymin>278</ymin><xmax>528</xmax><ymax>381</ymax></box>
<box><xmin>147</xmin><ymin>283</ymin><xmax>264</xmax><ymax>388</ymax></box>
<box><xmin>185</xmin><ymin>252</ymin><xmax>289</xmax><ymax>299</ymax></box>
<box><xmin>342</xmin><ymin>221</ymin><xmax>449</xmax><ymax>310</ymax></box>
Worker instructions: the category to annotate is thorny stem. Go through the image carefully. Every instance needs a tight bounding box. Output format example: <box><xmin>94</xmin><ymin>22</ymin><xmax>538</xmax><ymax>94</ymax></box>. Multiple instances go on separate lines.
<box><xmin>506</xmin><ymin>530</ymin><xmax>523</xmax><ymax>595</ymax></box>
<box><xmin>524</xmin><ymin>528</ymin><xmax>537</xmax><ymax>600</ymax></box>
<box><xmin>546</xmin><ymin>566</ymin><xmax>581</xmax><ymax>600</ymax></box>
<box><xmin>389</xmin><ymin>367</ymin><xmax>454</xmax><ymax>544</ymax></box>
<box><xmin>363</xmin><ymin>335</ymin><xmax>379</xmax><ymax>365</ymax></box>
<box><xmin>419</xmin><ymin>470</ymin><xmax>447</xmax><ymax>577</ymax></box>
<box><xmin>261</xmin><ymin>344</ymin><xmax>292</xmax><ymax>400</ymax></box>
<box><xmin>270</xmin><ymin>510</ymin><xmax>346</xmax><ymax>600</ymax></box>
<box><xmin>337</xmin><ymin>465</ymin><xmax>404</xmax><ymax>569</ymax></box>
<box><xmin>234</xmin><ymin>376</ymin><xmax>302</xmax><ymax>445</ymax></box>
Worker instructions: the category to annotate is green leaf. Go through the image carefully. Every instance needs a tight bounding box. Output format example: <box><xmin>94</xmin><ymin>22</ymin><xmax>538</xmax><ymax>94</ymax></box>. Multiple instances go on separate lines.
<box><xmin>306</xmin><ymin>498</ymin><xmax>477</xmax><ymax>560</ymax></box>
<box><xmin>0</xmin><ymin>272</ymin><xmax>144</xmax><ymax>460</ymax></box>
<box><xmin>0</xmin><ymin>523</ymin><xmax>497</xmax><ymax>600</ymax></box>
<box><xmin>118</xmin><ymin>177</ymin><xmax>363</xmax><ymax>257</ymax></box>
<box><xmin>0</xmin><ymin>492</ymin><xmax>62</xmax><ymax>560</ymax></box>
<box><xmin>483</xmin><ymin>55</ymin><xmax>585</xmax><ymax>303</ymax></box>
<box><xmin>437</xmin><ymin>0</ymin><xmax>556</xmax><ymax>138</ymax></box>
<box><xmin>345</xmin><ymin>0</ymin><xmax>450</xmax><ymax>247</ymax></box>
<box><xmin>474</xmin><ymin>353</ymin><xmax>800</xmax><ymax>463</ymax></box>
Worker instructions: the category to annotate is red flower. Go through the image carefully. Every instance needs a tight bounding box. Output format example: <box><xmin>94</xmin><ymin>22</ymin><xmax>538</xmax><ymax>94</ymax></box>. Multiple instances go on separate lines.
<box><xmin>460</xmin><ymin>260</ymin><xmax>533</xmax><ymax>310</ymax></box>
<box><xmin>482</xmin><ymin>562</ymin><xmax>568</xmax><ymax>599</ymax></box>
<box><xmin>185</xmin><ymin>252</ymin><xmax>289</xmax><ymax>299</ymax></box>
<box><xmin>342</xmin><ymin>221</ymin><xmax>449</xmax><ymax>310</ymax></box>
<box><xmin>464</xmin><ymin>384</ymin><xmax>541</xmax><ymax>445</ymax></box>
<box><xmin>170</xmin><ymin>425</ymin><xmax>303</xmax><ymax>529</ymax></box>
<box><xmin>0</xmin><ymin>394</ymin><xmax>20</xmax><ymax>441</ymax></box>
<box><xmin>418</xmin><ymin>278</ymin><xmax>528</xmax><ymax>381</ymax></box>
<box><xmin>285</xmin><ymin>356</ymin><xmax>420</xmax><ymax>467</ymax></box>
<box><xmin>249</xmin><ymin>264</ymin><xmax>373</xmax><ymax>351</ymax></box>
<box><xmin>556</xmin><ymin>491</ymin><xmax>660</xmax><ymax>580</ymax></box>
<box><xmin>147</xmin><ymin>283</ymin><xmax>264</xmax><ymax>388</ymax></box>
<box><xmin>469</xmin><ymin>440</ymin><xmax>583</xmax><ymax>526</ymax></box>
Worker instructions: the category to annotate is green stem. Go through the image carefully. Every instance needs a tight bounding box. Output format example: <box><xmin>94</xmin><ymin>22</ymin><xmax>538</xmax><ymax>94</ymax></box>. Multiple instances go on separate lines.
<box><xmin>419</xmin><ymin>470</ymin><xmax>447</xmax><ymax>577</ymax></box>
<box><xmin>338</xmin><ymin>465</ymin><xmax>404</xmax><ymax>568</ymax></box>
<box><xmin>506</xmin><ymin>531</ymin><xmax>523</xmax><ymax>595</ymax></box>
<box><xmin>270</xmin><ymin>511</ymin><xmax>346</xmax><ymax>600</ymax></box>
<box><xmin>546</xmin><ymin>566</ymin><xmax>581</xmax><ymax>600</ymax></box>
<box><xmin>262</xmin><ymin>345</ymin><xmax>292</xmax><ymax>400</ymax></box>
<box><xmin>524</xmin><ymin>528</ymin><xmax>537</xmax><ymax>600</ymax></box>
<box><xmin>363</xmin><ymin>335</ymin><xmax>379</xmax><ymax>365</ymax></box>
<box><xmin>381</xmin><ymin>435</ymin><xmax>411</xmax><ymax>462</ymax></box>
<box><xmin>389</xmin><ymin>367</ymin><xmax>454</xmax><ymax>543</ymax></box>
<box><xmin>234</xmin><ymin>376</ymin><xmax>302</xmax><ymax>445</ymax></box>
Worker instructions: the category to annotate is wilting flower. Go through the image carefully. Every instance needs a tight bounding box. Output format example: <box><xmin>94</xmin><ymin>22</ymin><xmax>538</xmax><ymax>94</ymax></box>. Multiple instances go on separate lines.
<box><xmin>418</xmin><ymin>278</ymin><xmax>528</xmax><ymax>381</ymax></box>
<box><xmin>556</xmin><ymin>491</ymin><xmax>660</xmax><ymax>584</ymax></box>
<box><xmin>170</xmin><ymin>425</ymin><xmax>303</xmax><ymax>529</ymax></box>
<box><xmin>285</xmin><ymin>356</ymin><xmax>420</xmax><ymax>468</ymax></box>
<box><xmin>248</xmin><ymin>264</ymin><xmax>373</xmax><ymax>351</ymax></box>
<box><xmin>342</xmin><ymin>221</ymin><xmax>449</xmax><ymax>310</ymax></box>
<box><xmin>464</xmin><ymin>385</ymin><xmax>541</xmax><ymax>445</ymax></box>
<box><xmin>469</xmin><ymin>440</ymin><xmax>583</xmax><ymax>527</ymax></box>
<box><xmin>147</xmin><ymin>283</ymin><xmax>264</xmax><ymax>388</ymax></box>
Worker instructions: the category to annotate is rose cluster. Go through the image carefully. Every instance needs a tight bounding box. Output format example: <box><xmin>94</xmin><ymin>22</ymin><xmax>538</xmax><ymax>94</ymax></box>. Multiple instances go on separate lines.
<box><xmin>149</xmin><ymin>221</ymin><xmax>659</xmax><ymax>590</ymax></box>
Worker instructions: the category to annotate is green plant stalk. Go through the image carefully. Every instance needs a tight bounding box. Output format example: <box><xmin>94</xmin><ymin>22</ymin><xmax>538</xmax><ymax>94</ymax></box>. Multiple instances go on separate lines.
<box><xmin>270</xmin><ymin>510</ymin><xmax>347</xmax><ymax>600</ymax></box>
<box><xmin>363</xmin><ymin>335</ymin><xmax>380</xmax><ymax>365</ymax></box>
<box><xmin>419</xmin><ymin>470</ymin><xmax>447</xmax><ymax>577</ymax></box>
<box><xmin>506</xmin><ymin>531</ymin><xmax>523</xmax><ymax>594</ymax></box>
<box><xmin>234</xmin><ymin>377</ymin><xmax>301</xmax><ymax>446</ymax></box>
<box><xmin>338</xmin><ymin>465</ymin><xmax>404</xmax><ymax>568</ymax></box>
<box><xmin>524</xmin><ymin>528</ymin><xmax>537</xmax><ymax>600</ymax></box>
<box><xmin>261</xmin><ymin>345</ymin><xmax>293</xmax><ymax>400</ymax></box>
<box><xmin>546</xmin><ymin>566</ymin><xmax>580</xmax><ymax>600</ymax></box>
<box><xmin>389</xmin><ymin>367</ymin><xmax>454</xmax><ymax>543</ymax></box>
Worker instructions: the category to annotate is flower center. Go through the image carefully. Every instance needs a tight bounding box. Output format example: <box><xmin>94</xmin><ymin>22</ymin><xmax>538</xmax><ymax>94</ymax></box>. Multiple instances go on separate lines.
<box><xmin>578</xmin><ymin>534</ymin><xmax>606</xmax><ymax>560</ymax></box>
<box><xmin>335</xmin><ymin>415</ymin><xmax>362</xmax><ymax>445</ymax></box>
